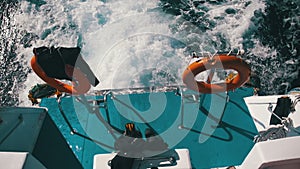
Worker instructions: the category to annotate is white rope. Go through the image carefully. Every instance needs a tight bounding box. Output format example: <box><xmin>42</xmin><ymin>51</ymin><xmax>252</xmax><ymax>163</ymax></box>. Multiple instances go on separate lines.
<box><xmin>254</xmin><ymin>125</ymin><xmax>286</xmax><ymax>143</ymax></box>
<box><xmin>254</xmin><ymin>95</ymin><xmax>300</xmax><ymax>142</ymax></box>
<box><xmin>253</xmin><ymin>117</ymin><xmax>295</xmax><ymax>143</ymax></box>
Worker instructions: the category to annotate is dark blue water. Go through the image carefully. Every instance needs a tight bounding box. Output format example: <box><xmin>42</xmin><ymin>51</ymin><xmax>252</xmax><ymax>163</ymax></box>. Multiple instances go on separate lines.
<box><xmin>1</xmin><ymin>0</ymin><xmax>299</xmax><ymax>106</ymax></box>
<box><xmin>0</xmin><ymin>0</ymin><xmax>30</xmax><ymax>106</ymax></box>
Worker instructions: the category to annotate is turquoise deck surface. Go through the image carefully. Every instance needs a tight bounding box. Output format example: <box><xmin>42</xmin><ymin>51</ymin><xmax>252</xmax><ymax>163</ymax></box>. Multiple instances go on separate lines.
<box><xmin>40</xmin><ymin>87</ymin><xmax>258</xmax><ymax>169</ymax></box>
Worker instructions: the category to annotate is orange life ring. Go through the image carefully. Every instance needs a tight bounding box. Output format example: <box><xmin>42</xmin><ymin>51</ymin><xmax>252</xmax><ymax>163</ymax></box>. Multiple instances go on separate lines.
<box><xmin>182</xmin><ymin>54</ymin><xmax>251</xmax><ymax>93</ymax></box>
<box><xmin>31</xmin><ymin>55</ymin><xmax>91</xmax><ymax>95</ymax></box>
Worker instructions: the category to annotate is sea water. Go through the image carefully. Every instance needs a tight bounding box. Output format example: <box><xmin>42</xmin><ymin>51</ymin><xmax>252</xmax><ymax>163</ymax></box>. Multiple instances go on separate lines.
<box><xmin>0</xmin><ymin>0</ymin><xmax>299</xmax><ymax>107</ymax></box>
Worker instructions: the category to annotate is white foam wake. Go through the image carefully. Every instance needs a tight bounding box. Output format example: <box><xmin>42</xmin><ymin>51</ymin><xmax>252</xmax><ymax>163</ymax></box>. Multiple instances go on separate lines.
<box><xmin>15</xmin><ymin>0</ymin><xmax>265</xmax><ymax>106</ymax></box>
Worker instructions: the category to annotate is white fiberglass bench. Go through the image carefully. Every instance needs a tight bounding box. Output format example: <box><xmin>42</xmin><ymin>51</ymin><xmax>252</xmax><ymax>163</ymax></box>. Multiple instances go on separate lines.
<box><xmin>0</xmin><ymin>151</ymin><xmax>46</xmax><ymax>169</ymax></box>
<box><xmin>214</xmin><ymin>95</ymin><xmax>300</xmax><ymax>169</ymax></box>
<box><xmin>238</xmin><ymin>136</ymin><xmax>300</xmax><ymax>169</ymax></box>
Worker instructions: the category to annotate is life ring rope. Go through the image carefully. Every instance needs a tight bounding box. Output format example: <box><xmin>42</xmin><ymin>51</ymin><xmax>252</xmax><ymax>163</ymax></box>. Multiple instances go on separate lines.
<box><xmin>31</xmin><ymin>55</ymin><xmax>91</xmax><ymax>95</ymax></box>
<box><xmin>182</xmin><ymin>54</ymin><xmax>251</xmax><ymax>93</ymax></box>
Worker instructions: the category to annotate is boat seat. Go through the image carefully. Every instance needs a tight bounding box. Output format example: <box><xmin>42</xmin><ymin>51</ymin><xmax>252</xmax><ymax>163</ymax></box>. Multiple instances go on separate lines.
<box><xmin>214</xmin><ymin>95</ymin><xmax>300</xmax><ymax>169</ymax></box>
<box><xmin>213</xmin><ymin>136</ymin><xmax>300</xmax><ymax>169</ymax></box>
<box><xmin>93</xmin><ymin>149</ymin><xmax>192</xmax><ymax>169</ymax></box>
<box><xmin>0</xmin><ymin>151</ymin><xmax>46</xmax><ymax>169</ymax></box>
<box><xmin>244</xmin><ymin>95</ymin><xmax>300</xmax><ymax>134</ymax></box>
<box><xmin>238</xmin><ymin>136</ymin><xmax>300</xmax><ymax>169</ymax></box>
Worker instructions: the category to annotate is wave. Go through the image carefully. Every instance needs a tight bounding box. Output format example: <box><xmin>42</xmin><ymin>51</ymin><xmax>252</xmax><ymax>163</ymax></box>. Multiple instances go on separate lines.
<box><xmin>0</xmin><ymin>0</ymin><xmax>299</xmax><ymax>106</ymax></box>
